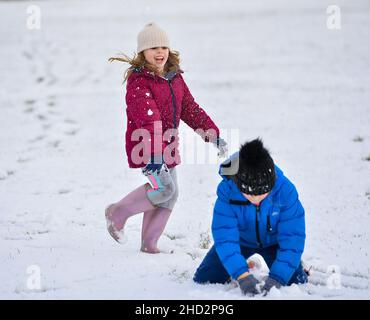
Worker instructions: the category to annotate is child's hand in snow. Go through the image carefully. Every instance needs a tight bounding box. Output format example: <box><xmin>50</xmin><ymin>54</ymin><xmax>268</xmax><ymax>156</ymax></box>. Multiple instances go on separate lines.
<box><xmin>237</xmin><ymin>273</ymin><xmax>260</xmax><ymax>296</ymax></box>
<box><xmin>261</xmin><ymin>276</ymin><xmax>282</xmax><ymax>296</ymax></box>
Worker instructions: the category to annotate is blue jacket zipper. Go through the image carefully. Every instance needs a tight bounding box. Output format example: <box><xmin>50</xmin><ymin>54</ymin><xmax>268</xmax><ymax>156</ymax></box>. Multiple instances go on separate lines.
<box><xmin>267</xmin><ymin>214</ymin><xmax>273</xmax><ymax>232</ymax></box>
<box><xmin>256</xmin><ymin>205</ymin><xmax>262</xmax><ymax>247</ymax></box>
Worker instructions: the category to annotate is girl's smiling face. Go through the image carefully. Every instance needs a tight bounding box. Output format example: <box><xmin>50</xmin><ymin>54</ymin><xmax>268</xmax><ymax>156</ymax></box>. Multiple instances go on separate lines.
<box><xmin>143</xmin><ymin>47</ymin><xmax>169</xmax><ymax>74</ymax></box>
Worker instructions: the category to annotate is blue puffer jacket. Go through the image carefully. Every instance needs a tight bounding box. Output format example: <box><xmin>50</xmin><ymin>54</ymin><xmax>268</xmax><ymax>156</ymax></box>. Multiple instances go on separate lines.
<box><xmin>211</xmin><ymin>153</ymin><xmax>306</xmax><ymax>285</ymax></box>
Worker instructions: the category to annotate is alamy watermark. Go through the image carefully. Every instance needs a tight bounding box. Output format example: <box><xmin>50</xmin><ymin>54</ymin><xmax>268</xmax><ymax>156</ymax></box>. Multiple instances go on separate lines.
<box><xmin>326</xmin><ymin>5</ymin><xmax>341</xmax><ymax>30</ymax></box>
<box><xmin>26</xmin><ymin>5</ymin><xmax>42</xmax><ymax>30</ymax></box>
<box><xmin>26</xmin><ymin>264</ymin><xmax>42</xmax><ymax>291</ymax></box>
<box><xmin>129</xmin><ymin>122</ymin><xmax>240</xmax><ymax>173</ymax></box>
<box><xmin>326</xmin><ymin>265</ymin><xmax>342</xmax><ymax>289</ymax></box>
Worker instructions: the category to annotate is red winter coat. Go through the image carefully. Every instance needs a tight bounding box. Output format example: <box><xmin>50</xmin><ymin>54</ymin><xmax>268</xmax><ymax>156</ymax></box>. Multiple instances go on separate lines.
<box><xmin>124</xmin><ymin>67</ymin><xmax>220</xmax><ymax>168</ymax></box>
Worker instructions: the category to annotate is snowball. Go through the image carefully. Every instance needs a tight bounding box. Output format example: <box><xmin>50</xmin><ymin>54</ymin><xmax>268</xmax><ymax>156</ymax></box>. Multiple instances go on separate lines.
<box><xmin>147</xmin><ymin>109</ymin><xmax>153</xmax><ymax>116</ymax></box>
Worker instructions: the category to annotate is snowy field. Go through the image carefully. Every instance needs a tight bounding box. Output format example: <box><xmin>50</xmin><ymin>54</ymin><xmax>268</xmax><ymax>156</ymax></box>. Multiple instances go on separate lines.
<box><xmin>1</xmin><ymin>0</ymin><xmax>370</xmax><ymax>299</ymax></box>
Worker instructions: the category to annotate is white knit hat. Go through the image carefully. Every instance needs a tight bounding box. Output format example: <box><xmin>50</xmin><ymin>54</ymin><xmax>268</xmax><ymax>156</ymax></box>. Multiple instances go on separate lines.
<box><xmin>137</xmin><ymin>22</ymin><xmax>170</xmax><ymax>53</ymax></box>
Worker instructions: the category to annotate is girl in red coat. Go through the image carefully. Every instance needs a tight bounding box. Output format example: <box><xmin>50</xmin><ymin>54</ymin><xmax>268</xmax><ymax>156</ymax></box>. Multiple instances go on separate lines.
<box><xmin>106</xmin><ymin>22</ymin><xmax>227</xmax><ymax>253</ymax></box>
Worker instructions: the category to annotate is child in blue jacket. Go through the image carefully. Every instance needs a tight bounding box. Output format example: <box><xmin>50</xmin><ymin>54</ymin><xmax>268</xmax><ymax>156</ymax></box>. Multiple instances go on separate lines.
<box><xmin>193</xmin><ymin>139</ymin><xmax>308</xmax><ymax>296</ymax></box>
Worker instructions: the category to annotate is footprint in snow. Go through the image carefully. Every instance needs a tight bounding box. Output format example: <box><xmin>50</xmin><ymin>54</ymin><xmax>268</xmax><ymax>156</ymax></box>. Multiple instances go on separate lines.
<box><xmin>0</xmin><ymin>169</ymin><xmax>15</xmax><ymax>180</ymax></box>
<box><xmin>47</xmin><ymin>100</ymin><xmax>56</xmax><ymax>108</ymax></box>
<box><xmin>22</xmin><ymin>50</ymin><xmax>33</xmax><ymax>60</ymax></box>
<box><xmin>47</xmin><ymin>140</ymin><xmax>61</xmax><ymax>148</ymax></box>
<box><xmin>36</xmin><ymin>114</ymin><xmax>47</xmax><ymax>121</ymax></box>
<box><xmin>24</xmin><ymin>99</ymin><xmax>36</xmax><ymax>105</ymax></box>
<box><xmin>58</xmin><ymin>189</ymin><xmax>71</xmax><ymax>195</ymax></box>
<box><xmin>29</xmin><ymin>135</ymin><xmax>46</xmax><ymax>143</ymax></box>
<box><xmin>23</xmin><ymin>107</ymin><xmax>35</xmax><ymax>114</ymax></box>
<box><xmin>42</xmin><ymin>123</ymin><xmax>52</xmax><ymax>131</ymax></box>
<box><xmin>17</xmin><ymin>157</ymin><xmax>31</xmax><ymax>164</ymax></box>
<box><xmin>0</xmin><ymin>170</ymin><xmax>8</xmax><ymax>180</ymax></box>
<box><xmin>64</xmin><ymin>118</ymin><xmax>77</xmax><ymax>124</ymax></box>
<box><xmin>64</xmin><ymin>128</ymin><xmax>80</xmax><ymax>136</ymax></box>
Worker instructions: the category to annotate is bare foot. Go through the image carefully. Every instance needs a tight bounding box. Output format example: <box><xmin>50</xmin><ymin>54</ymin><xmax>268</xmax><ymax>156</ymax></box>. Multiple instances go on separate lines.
<box><xmin>105</xmin><ymin>204</ymin><xmax>127</xmax><ymax>244</ymax></box>
<box><xmin>140</xmin><ymin>244</ymin><xmax>161</xmax><ymax>254</ymax></box>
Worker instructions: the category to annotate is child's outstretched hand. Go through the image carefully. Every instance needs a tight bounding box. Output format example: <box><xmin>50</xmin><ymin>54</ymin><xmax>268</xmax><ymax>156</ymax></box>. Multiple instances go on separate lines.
<box><xmin>212</xmin><ymin>137</ymin><xmax>228</xmax><ymax>158</ymax></box>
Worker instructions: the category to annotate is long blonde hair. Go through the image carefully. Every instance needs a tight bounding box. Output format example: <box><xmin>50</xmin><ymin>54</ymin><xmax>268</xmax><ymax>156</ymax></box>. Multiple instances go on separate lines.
<box><xmin>108</xmin><ymin>50</ymin><xmax>181</xmax><ymax>83</ymax></box>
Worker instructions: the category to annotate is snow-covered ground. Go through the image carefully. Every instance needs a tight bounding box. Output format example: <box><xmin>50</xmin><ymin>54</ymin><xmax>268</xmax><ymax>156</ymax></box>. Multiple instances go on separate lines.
<box><xmin>1</xmin><ymin>0</ymin><xmax>370</xmax><ymax>299</ymax></box>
